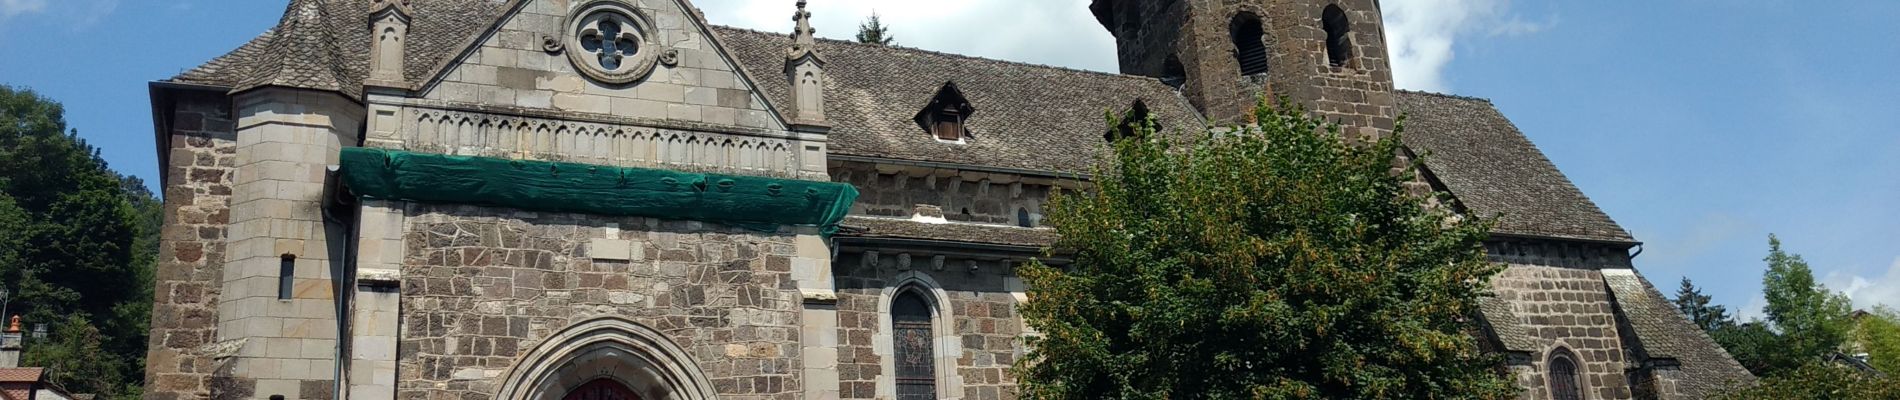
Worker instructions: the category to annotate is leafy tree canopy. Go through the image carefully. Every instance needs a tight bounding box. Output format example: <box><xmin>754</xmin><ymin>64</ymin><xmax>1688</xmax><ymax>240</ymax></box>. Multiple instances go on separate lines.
<box><xmin>1013</xmin><ymin>100</ymin><xmax>1515</xmax><ymax>399</ymax></box>
<box><xmin>1852</xmin><ymin>307</ymin><xmax>1900</xmax><ymax>374</ymax></box>
<box><xmin>0</xmin><ymin>85</ymin><xmax>158</xmax><ymax>399</ymax></box>
<box><xmin>1712</xmin><ymin>362</ymin><xmax>1900</xmax><ymax>400</ymax></box>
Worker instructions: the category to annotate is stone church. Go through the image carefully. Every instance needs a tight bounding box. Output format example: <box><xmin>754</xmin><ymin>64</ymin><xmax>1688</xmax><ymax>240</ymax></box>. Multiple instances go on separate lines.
<box><xmin>141</xmin><ymin>0</ymin><xmax>1755</xmax><ymax>399</ymax></box>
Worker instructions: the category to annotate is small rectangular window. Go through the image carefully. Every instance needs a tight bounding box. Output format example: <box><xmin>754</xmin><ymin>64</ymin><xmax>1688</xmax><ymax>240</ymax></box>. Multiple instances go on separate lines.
<box><xmin>279</xmin><ymin>255</ymin><xmax>296</xmax><ymax>300</ymax></box>
<box><xmin>934</xmin><ymin>115</ymin><xmax>961</xmax><ymax>141</ymax></box>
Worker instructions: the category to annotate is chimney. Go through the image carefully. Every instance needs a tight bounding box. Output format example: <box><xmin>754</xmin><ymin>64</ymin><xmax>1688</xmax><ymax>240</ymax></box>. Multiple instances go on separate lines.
<box><xmin>0</xmin><ymin>315</ymin><xmax>22</xmax><ymax>368</ymax></box>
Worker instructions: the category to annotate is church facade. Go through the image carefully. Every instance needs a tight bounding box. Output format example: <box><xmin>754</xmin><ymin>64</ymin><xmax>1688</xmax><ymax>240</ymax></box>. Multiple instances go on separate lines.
<box><xmin>141</xmin><ymin>0</ymin><xmax>1754</xmax><ymax>399</ymax></box>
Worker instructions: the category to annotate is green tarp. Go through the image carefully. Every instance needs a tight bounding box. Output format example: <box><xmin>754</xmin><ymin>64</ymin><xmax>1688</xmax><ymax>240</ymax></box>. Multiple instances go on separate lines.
<box><xmin>337</xmin><ymin>148</ymin><xmax>859</xmax><ymax>236</ymax></box>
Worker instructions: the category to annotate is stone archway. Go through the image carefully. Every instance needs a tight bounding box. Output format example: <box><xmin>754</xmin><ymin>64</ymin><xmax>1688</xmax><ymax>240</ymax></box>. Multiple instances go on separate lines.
<box><xmin>563</xmin><ymin>378</ymin><xmax>643</xmax><ymax>400</ymax></box>
<box><xmin>495</xmin><ymin>318</ymin><xmax>718</xmax><ymax>400</ymax></box>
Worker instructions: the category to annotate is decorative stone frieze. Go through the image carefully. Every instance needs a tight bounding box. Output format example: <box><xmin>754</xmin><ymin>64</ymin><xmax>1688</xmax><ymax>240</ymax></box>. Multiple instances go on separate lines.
<box><xmin>392</xmin><ymin>107</ymin><xmax>804</xmax><ymax>177</ymax></box>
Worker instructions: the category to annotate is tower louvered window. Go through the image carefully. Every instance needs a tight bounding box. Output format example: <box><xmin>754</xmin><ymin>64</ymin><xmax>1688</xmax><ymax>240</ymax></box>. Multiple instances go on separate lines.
<box><xmin>1230</xmin><ymin>15</ymin><xmax>1269</xmax><ymax>76</ymax></box>
<box><xmin>1548</xmin><ymin>350</ymin><xmax>1584</xmax><ymax>400</ymax></box>
<box><xmin>1323</xmin><ymin>5</ymin><xmax>1354</xmax><ymax>68</ymax></box>
<box><xmin>893</xmin><ymin>291</ymin><xmax>936</xmax><ymax>400</ymax></box>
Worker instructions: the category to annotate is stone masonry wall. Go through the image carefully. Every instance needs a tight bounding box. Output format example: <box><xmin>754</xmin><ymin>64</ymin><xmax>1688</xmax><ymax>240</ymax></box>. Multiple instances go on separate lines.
<box><xmin>829</xmin><ymin>161</ymin><xmax>1060</xmax><ymax>227</ymax></box>
<box><xmin>144</xmin><ymin>91</ymin><xmax>238</xmax><ymax>400</ymax></box>
<box><xmin>1098</xmin><ymin>0</ymin><xmax>1396</xmax><ymax>137</ymax></box>
<box><xmin>396</xmin><ymin>204</ymin><xmax>806</xmax><ymax>400</ymax></box>
<box><xmin>1490</xmin><ymin>264</ymin><xmax>1635</xmax><ymax>400</ymax></box>
<box><xmin>831</xmin><ymin>250</ymin><xmax>1024</xmax><ymax>400</ymax></box>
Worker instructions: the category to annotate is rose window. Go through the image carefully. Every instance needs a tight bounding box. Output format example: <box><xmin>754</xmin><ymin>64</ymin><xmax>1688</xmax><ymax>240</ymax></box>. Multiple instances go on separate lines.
<box><xmin>564</xmin><ymin>1</ymin><xmax>660</xmax><ymax>84</ymax></box>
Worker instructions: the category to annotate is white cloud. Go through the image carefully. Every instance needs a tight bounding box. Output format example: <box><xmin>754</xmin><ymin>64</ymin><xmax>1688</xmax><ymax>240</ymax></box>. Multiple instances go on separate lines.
<box><xmin>692</xmin><ymin>0</ymin><xmax>1118</xmax><ymax>72</ymax></box>
<box><xmin>0</xmin><ymin>0</ymin><xmax>47</xmax><ymax>20</ymax></box>
<box><xmin>1824</xmin><ymin>256</ymin><xmax>1900</xmax><ymax>311</ymax></box>
<box><xmin>1379</xmin><ymin>0</ymin><xmax>1551</xmax><ymax>92</ymax></box>
<box><xmin>693</xmin><ymin>0</ymin><xmax>1548</xmax><ymax>93</ymax></box>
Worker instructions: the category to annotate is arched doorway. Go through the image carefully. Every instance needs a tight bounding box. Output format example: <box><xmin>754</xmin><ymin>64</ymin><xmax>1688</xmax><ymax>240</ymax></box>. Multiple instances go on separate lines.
<box><xmin>496</xmin><ymin>318</ymin><xmax>719</xmax><ymax>400</ymax></box>
<box><xmin>563</xmin><ymin>379</ymin><xmax>643</xmax><ymax>400</ymax></box>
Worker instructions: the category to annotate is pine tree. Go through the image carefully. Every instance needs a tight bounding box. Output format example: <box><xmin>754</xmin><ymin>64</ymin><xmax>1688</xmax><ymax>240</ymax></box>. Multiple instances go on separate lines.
<box><xmin>1674</xmin><ymin>277</ymin><xmax>1735</xmax><ymax>332</ymax></box>
<box><xmin>855</xmin><ymin>12</ymin><xmax>896</xmax><ymax>45</ymax></box>
<box><xmin>1014</xmin><ymin>100</ymin><xmax>1516</xmax><ymax>399</ymax></box>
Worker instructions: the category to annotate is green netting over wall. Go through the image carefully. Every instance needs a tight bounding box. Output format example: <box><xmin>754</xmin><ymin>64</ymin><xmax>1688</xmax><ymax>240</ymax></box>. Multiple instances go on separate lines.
<box><xmin>338</xmin><ymin>148</ymin><xmax>859</xmax><ymax>235</ymax></box>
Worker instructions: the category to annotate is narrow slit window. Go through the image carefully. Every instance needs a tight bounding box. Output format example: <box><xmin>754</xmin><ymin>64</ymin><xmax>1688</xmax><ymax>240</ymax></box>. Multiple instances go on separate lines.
<box><xmin>1016</xmin><ymin>208</ymin><xmax>1032</xmax><ymax>228</ymax></box>
<box><xmin>1323</xmin><ymin>5</ymin><xmax>1354</xmax><ymax>68</ymax></box>
<box><xmin>278</xmin><ymin>254</ymin><xmax>295</xmax><ymax>300</ymax></box>
<box><xmin>1230</xmin><ymin>14</ymin><xmax>1269</xmax><ymax>76</ymax></box>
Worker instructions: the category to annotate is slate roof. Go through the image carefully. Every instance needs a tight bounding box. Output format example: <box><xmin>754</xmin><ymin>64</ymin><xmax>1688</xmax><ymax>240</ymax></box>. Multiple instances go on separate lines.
<box><xmin>1602</xmin><ymin>269</ymin><xmax>1757</xmax><ymax>398</ymax></box>
<box><xmin>166</xmin><ymin>0</ymin><xmax>513</xmax><ymax>98</ymax></box>
<box><xmin>163</xmin><ymin>2</ymin><xmax>1633</xmax><ymax>244</ymax></box>
<box><xmin>1477</xmin><ymin>296</ymin><xmax>1539</xmax><ymax>353</ymax></box>
<box><xmin>715</xmin><ymin>26</ymin><xmax>1204</xmax><ymax>174</ymax></box>
<box><xmin>1395</xmin><ymin>91</ymin><xmax>1635</xmax><ymax>243</ymax></box>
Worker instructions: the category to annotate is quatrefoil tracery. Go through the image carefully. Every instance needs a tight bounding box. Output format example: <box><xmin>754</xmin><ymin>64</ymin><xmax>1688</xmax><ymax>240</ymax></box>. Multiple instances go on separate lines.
<box><xmin>564</xmin><ymin>1</ymin><xmax>661</xmax><ymax>85</ymax></box>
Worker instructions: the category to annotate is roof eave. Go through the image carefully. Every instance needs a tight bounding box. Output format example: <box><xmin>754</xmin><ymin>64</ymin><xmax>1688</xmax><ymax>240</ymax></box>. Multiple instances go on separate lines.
<box><xmin>149</xmin><ymin>81</ymin><xmax>233</xmax><ymax>190</ymax></box>
<box><xmin>1488</xmin><ymin>231</ymin><xmax>1641</xmax><ymax>249</ymax></box>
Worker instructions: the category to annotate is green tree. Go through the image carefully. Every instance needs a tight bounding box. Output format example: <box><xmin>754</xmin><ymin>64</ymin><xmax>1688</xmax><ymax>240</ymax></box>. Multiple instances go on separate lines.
<box><xmin>0</xmin><ymin>85</ymin><xmax>157</xmax><ymax>397</ymax></box>
<box><xmin>1852</xmin><ymin>307</ymin><xmax>1900</xmax><ymax>374</ymax></box>
<box><xmin>855</xmin><ymin>11</ymin><xmax>896</xmax><ymax>45</ymax></box>
<box><xmin>1714</xmin><ymin>322</ymin><xmax>1796</xmax><ymax>377</ymax></box>
<box><xmin>1675</xmin><ymin>277</ymin><xmax>1736</xmax><ymax>332</ymax></box>
<box><xmin>22</xmin><ymin>315</ymin><xmax>131</xmax><ymax>400</ymax></box>
<box><xmin>1759</xmin><ymin>236</ymin><xmax>1853</xmax><ymax>362</ymax></box>
<box><xmin>1711</xmin><ymin>236</ymin><xmax>1855</xmax><ymax>378</ymax></box>
<box><xmin>1713</xmin><ymin>362</ymin><xmax>1900</xmax><ymax>400</ymax></box>
<box><xmin>1014</xmin><ymin>101</ymin><xmax>1515</xmax><ymax>399</ymax></box>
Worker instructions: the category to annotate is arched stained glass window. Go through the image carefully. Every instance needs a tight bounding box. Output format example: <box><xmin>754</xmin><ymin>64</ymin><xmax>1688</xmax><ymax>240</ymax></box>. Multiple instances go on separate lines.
<box><xmin>893</xmin><ymin>290</ymin><xmax>936</xmax><ymax>400</ymax></box>
<box><xmin>1548</xmin><ymin>349</ymin><xmax>1584</xmax><ymax>400</ymax></box>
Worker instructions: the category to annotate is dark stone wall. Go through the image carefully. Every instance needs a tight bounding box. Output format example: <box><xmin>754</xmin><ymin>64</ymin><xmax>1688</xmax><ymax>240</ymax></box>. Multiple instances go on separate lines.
<box><xmin>1096</xmin><ymin>0</ymin><xmax>1397</xmax><ymax>138</ymax></box>
<box><xmin>831</xmin><ymin>250</ymin><xmax>1025</xmax><ymax>400</ymax></box>
<box><xmin>829</xmin><ymin>161</ymin><xmax>1058</xmax><ymax>227</ymax></box>
<box><xmin>396</xmin><ymin>205</ymin><xmax>806</xmax><ymax>400</ymax></box>
<box><xmin>144</xmin><ymin>91</ymin><xmax>238</xmax><ymax>400</ymax></box>
<box><xmin>1489</xmin><ymin>263</ymin><xmax>1637</xmax><ymax>400</ymax></box>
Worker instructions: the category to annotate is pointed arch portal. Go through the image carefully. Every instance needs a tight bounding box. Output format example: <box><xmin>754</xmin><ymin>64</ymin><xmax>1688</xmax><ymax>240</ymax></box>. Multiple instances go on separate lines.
<box><xmin>496</xmin><ymin>318</ymin><xmax>718</xmax><ymax>400</ymax></box>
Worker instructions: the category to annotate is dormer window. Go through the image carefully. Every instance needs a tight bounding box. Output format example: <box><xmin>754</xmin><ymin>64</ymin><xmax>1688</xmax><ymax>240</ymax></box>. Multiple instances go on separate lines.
<box><xmin>915</xmin><ymin>82</ymin><xmax>975</xmax><ymax>142</ymax></box>
<box><xmin>1106</xmin><ymin>99</ymin><xmax>1153</xmax><ymax>142</ymax></box>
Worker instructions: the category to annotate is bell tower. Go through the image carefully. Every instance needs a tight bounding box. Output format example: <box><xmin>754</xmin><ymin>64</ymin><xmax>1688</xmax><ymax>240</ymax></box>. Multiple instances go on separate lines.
<box><xmin>1090</xmin><ymin>0</ymin><xmax>1396</xmax><ymax>138</ymax></box>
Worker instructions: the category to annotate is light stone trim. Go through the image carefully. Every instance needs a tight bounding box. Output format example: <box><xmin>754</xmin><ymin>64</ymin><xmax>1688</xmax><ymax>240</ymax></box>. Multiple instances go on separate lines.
<box><xmin>396</xmin><ymin>107</ymin><xmax>804</xmax><ymax>177</ymax></box>
<box><xmin>495</xmin><ymin>318</ymin><xmax>718</xmax><ymax>400</ymax></box>
<box><xmin>875</xmin><ymin>271</ymin><xmax>965</xmax><ymax>400</ymax></box>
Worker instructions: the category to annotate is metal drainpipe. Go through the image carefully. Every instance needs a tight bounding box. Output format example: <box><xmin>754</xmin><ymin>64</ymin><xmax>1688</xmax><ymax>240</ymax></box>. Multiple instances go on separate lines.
<box><xmin>323</xmin><ymin>165</ymin><xmax>361</xmax><ymax>400</ymax></box>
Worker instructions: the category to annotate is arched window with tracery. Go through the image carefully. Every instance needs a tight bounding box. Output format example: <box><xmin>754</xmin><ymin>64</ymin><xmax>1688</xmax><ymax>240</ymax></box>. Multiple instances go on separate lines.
<box><xmin>893</xmin><ymin>290</ymin><xmax>937</xmax><ymax>400</ymax></box>
<box><xmin>1547</xmin><ymin>348</ymin><xmax>1584</xmax><ymax>400</ymax></box>
<box><xmin>564</xmin><ymin>378</ymin><xmax>641</xmax><ymax>400</ymax></box>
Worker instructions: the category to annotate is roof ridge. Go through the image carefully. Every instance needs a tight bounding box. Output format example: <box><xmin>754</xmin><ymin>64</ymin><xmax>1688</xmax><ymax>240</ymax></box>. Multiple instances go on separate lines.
<box><xmin>709</xmin><ymin>25</ymin><xmax>1168</xmax><ymax>86</ymax></box>
<box><xmin>1396</xmin><ymin>89</ymin><xmax>1492</xmax><ymax>103</ymax></box>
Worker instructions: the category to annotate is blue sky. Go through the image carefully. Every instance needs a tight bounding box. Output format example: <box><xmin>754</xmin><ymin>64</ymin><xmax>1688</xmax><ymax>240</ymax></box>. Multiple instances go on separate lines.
<box><xmin>1</xmin><ymin>0</ymin><xmax>1895</xmax><ymax>317</ymax></box>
